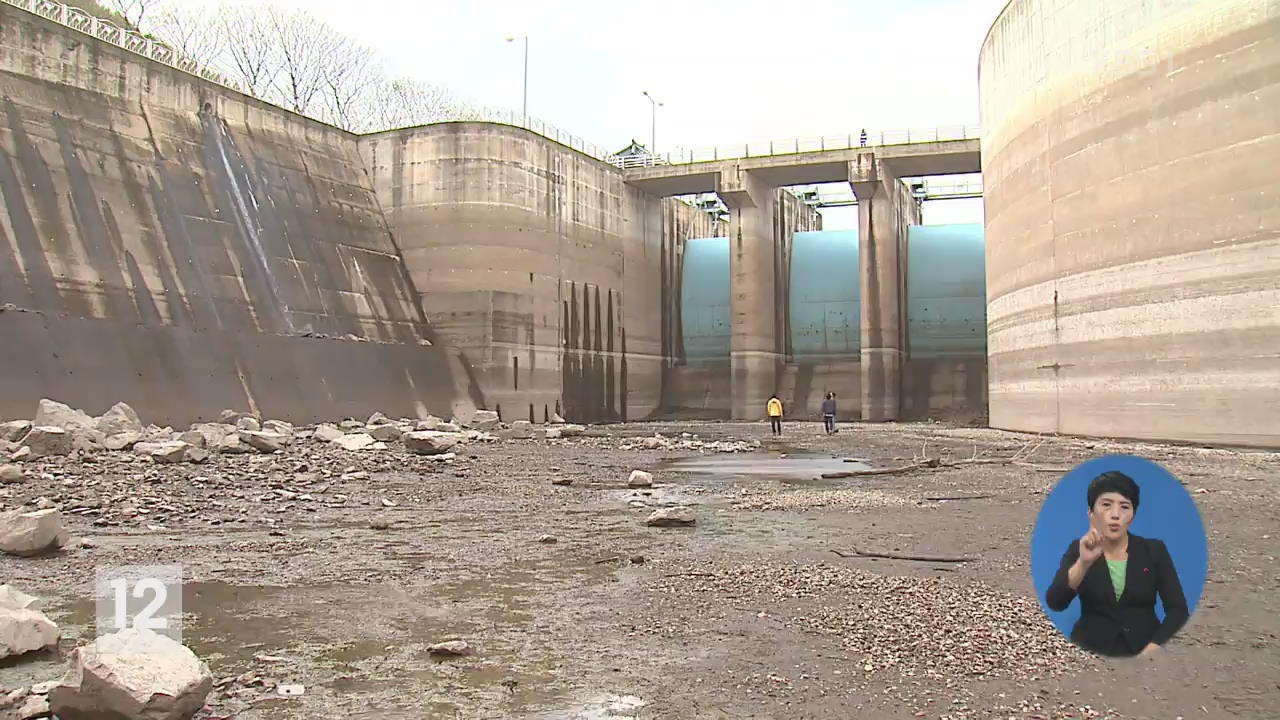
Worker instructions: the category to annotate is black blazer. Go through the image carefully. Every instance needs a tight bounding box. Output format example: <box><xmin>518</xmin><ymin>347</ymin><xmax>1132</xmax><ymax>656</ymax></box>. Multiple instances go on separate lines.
<box><xmin>1045</xmin><ymin>533</ymin><xmax>1190</xmax><ymax>657</ymax></box>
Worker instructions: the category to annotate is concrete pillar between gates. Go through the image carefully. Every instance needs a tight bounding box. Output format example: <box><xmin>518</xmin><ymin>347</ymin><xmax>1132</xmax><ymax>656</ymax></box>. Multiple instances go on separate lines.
<box><xmin>718</xmin><ymin>165</ymin><xmax>781</xmax><ymax>420</ymax></box>
<box><xmin>850</xmin><ymin>158</ymin><xmax>904</xmax><ymax>422</ymax></box>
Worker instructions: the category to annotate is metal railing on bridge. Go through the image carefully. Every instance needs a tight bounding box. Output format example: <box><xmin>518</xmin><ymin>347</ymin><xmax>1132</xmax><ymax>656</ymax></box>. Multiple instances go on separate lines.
<box><xmin>3</xmin><ymin>0</ymin><xmax>242</xmax><ymax>90</ymax></box>
<box><xmin>608</xmin><ymin>125</ymin><xmax>981</xmax><ymax>169</ymax></box>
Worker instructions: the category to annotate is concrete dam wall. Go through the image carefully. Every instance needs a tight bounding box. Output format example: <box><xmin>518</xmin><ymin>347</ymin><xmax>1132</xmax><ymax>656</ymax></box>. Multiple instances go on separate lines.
<box><xmin>0</xmin><ymin>2</ymin><xmax>723</xmax><ymax>427</ymax></box>
<box><xmin>360</xmin><ymin>123</ymin><xmax>717</xmax><ymax>423</ymax></box>
<box><xmin>980</xmin><ymin>0</ymin><xmax>1280</xmax><ymax>447</ymax></box>
<box><xmin>0</xmin><ymin>3</ymin><xmax>484</xmax><ymax>426</ymax></box>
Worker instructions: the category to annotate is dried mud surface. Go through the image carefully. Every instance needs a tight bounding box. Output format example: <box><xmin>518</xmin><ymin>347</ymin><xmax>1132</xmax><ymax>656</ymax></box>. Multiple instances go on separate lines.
<box><xmin>2</xmin><ymin>421</ymin><xmax>1277</xmax><ymax>719</ymax></box>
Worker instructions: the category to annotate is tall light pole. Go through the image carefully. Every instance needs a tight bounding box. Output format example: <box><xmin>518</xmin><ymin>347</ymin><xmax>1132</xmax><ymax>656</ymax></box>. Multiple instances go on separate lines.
<box><xmin>506</xmin><ymin>36</ymin><xmax>528</xmax><ymax>120</ymax></box>
<box><xmin>642</xmin><ymin>90</ymin><xmax>662</xmax><ymax>154</ymax></box>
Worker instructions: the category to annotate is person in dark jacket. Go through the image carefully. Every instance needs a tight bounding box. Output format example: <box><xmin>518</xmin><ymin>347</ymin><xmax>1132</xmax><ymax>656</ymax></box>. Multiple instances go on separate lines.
<box><xmin>821</xmin><ymin>393</ymin><xmax>837</xmax><ymax>435</ymax></box>
<box><xmin>1045</xmin><ymin>471</ymin><xmax>1190</xmax><ymax>657</ymax></box>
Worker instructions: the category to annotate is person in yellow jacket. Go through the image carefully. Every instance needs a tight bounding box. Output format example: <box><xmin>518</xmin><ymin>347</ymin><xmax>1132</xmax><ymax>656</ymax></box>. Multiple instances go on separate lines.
<box><xmin>766</xmin><ymin>395</ymin><xmax>784</xmax><ymax>436</ymax></box>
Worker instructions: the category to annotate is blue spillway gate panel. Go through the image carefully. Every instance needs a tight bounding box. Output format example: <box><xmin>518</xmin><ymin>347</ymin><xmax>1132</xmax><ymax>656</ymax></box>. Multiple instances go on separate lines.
<box><xmin>790</xmin><ymin>230</ymin><xmax>860</xmax><ymax>360</ymax></box>
<box><xmin>681</xmin><ymin>236</ymin><xmax>731</xmax><ymax>361</ymax></box>
<box><xmin>906</xmin><ymin>224</ymin><xmax>987</xmax><ymax>358</ymax></box>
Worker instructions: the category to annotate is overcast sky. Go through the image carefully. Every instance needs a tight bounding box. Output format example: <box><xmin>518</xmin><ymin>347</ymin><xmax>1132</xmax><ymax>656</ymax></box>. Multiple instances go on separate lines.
<box><xmin>266</xmin><ymin>0</ymin><xmax>1008</xmax><ymax>227</ymax></box>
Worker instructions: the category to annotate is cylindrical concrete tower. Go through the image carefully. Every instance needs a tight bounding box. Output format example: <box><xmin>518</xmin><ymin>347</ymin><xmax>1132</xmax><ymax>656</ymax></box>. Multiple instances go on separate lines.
<box><xmin>979</xmin><ymin>0</ymin><xmax>1280</xmax><ymax>447</ymax></box>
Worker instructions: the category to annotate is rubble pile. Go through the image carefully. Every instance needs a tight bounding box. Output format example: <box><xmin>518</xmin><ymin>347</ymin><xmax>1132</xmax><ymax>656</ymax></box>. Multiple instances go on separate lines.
<box><xmin>619</xmin><ymin>432</ymin><xmax>760</xmax><ymax>454</ymax></box>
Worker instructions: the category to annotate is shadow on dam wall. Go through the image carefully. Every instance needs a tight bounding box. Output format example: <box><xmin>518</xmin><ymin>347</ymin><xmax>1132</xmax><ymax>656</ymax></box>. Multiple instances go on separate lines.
<box><xmin>0</xmin><ymin>7</ymin><xmax>481</xmax><ymax>425</ymax></box>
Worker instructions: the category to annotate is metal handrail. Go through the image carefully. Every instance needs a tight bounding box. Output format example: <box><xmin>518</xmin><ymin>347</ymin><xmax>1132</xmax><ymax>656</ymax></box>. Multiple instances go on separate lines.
<box><xmin>609</xmin><ymin>125</ymin><xmax>982</xmax><ymax>168</ymax></box>
<box><xmin>3</xmin><ymin>0</ymin><xmax>242</xmax><ymax>90</ymax></box>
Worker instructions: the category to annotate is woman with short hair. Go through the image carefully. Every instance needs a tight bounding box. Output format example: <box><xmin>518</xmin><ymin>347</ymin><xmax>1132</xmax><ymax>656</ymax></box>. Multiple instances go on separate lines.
<box><xmin>1045</xmin><ymin>470</ymin><xmax>1191</xmax><ymax>657</ymax></box>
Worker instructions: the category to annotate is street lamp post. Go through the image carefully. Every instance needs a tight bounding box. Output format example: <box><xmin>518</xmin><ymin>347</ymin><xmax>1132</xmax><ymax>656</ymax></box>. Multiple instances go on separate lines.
<box><xmin>642</xmin><ymin>90</ymin><xmax>662</xmax><ymax>154</ymax></box>
<box><xmin>506</xmin><ymin>35</ymin><xmax>528</xmax><ymax>120</ymax></box>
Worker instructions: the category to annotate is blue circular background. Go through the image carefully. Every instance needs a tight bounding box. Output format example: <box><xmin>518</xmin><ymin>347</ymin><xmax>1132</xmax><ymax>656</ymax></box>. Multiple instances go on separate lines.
<box><xmin>1030</xmin><ymin>454</ymin><xmax>1209</xmax><ymax>640</ymax></box>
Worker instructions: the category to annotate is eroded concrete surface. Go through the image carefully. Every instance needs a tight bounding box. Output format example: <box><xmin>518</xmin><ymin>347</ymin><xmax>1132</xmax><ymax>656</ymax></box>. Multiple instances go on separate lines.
<box><xmin>2</xmin><ymin>421</ymin><xmax>1277</xmax><ymax>719</ymax></box>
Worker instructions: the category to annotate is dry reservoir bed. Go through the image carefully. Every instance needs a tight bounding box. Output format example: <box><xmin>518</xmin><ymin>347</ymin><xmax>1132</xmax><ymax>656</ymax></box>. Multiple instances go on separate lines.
<box><xmin>1</xmin><ymin>420</ymin><xmax>1277</xmax><ymax>720</ymax></box>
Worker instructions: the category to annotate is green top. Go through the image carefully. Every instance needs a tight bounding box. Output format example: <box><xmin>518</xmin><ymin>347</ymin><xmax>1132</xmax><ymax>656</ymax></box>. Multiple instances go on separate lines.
<box><xmin>1107</xmin><ymin>559</ymin><xmax>1127</xmax><ymax>601</ymax></box>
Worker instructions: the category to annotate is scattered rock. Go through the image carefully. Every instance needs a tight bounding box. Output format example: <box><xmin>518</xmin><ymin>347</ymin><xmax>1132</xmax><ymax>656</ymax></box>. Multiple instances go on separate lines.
<box><xmin>11</xmin><ymin>447</ymin><xmax>31</xmax><ymax>462</ymax></box>
<box><xmin>238</xmin><ymin>431</ymin><xmax>290</xmax><ymax>454</ymax></box>
<box><xmin>368</xmin><ymin>424</ymin><xmax>403</xmax><ymax>442</ymax></box>
<box><xmin>0</xmin><ymin>585</ymin><xmax>41</xmax><ymax>611</ymax></box>
<box><xmin>34</xmin><ymin>498</ymin><xmax>56</xmax><ymax>510</ymax></box>
<box><xmin>331</xmin><ymin>433</ymin><xmax>377</xmax><ymax>452</ymax></box>
<box><xmin>134</xmin><ymin>441</ymin><xmax>196</xmax><ymax>464</ymax></box>
<box><xmin>49</xmin><ymin>628</ymin><xmax>213</xmax><ymax>720</ymax></box>
<box><xmin>0</xmin><ymin>509</ymin><xmax>67</xmax><ymax>556</ymax></box>
<box><xmin>403</xmin><ymin>431</ymin><xmax>462</xmax><ymax>455</ymax></box>
<box><xmin>0</xmin><ymin>464</ymin><xmax>23</xmax><ymax>483</ymax></box>
<box><xmin>312</xmin><ymin>424</ymin><xmax>345</xmax><ymax>443</ymax></box>
<box><xmin>104</xmin><ymin>433</ymin><xmax>144</xmax><ymax>451</ymax></box>
<box><xmin>427</xmin><ymin>640</ymin><xmax>471</xmax><ymax>656</ymax></box>
<box><xmin>644</xmin><ymin>506</ymin><xmax>696</xmax><ymax>527</ymax></box>
<box><xmin>369</xmin><ymin>517</ymin><xmax>391</xmax><ymax>530</ymax></box>
<box><xmin>22</xmin><ymin>427</ymin><xmax>71</xmax><ymax>458</ymax></box>
<box><xmin>415</xmin><ymin>416</ymin><xmax>443</xmax><ymax>431</ymax></box>
<box><xmin>0</xmin><ymin>420</ymin><xmax>31</xmax><ymax>443</ymax></box>
<box><xmin>560</xmin><ymin>424</ymin><xmax>586</xmax><ymax>437</ymax></box>
<box><xmin>33</xmin><ymin>399</ymin><xmax>95</xmax><ymax>433</ymax></box>
<box><xmin>366</xmin><ymin>412</ymin><xmax>392</xmax><ymax>426</ymax></box>
<box><xmin>15</xmin><ymin>692</ymin><xmax>50</xmax><ymax>719</ymax></box>
<box><xmin>95</xmin><ymin>402</ymin><xmax>143</xmax><ymax>437</ymax></box>
<box><xmin>235</xmin><ymin>417</ymin><xmax>261</xmax><ymax>432</ymax></box>
<box><xmin>551</xmin><ymin>477</ymin><xmax>573</xmax><ymax>486</ymax></box>
<box><xmin>338</xmin><ymin>420</ymin><xmax>365</xmax><ymax>431</ymax></box>
<box><xmin>550</xmin><ymin>412</ymin><xmax>566</xmax><ymax>424</ymax></box>
<box><xmin>628</xmin><ymin>470</ymin><xmax>654</xmax><ymax>488</ymax></box>
<box><xmin>435</xmin><ymin>422</ymin><xmax>461</xmax><ymax>433</ymax></box>
<box><xmin>218</xmin><ymin>410</ymin><xmax>256</xmax><ymax>424</ymax></box>
<box><xmin>71</xmin><ymin>429</ymin><xmax>107</xmax><ymax>454</ymax></box>
<box><xmin>537</xmin><ymin>534</ymin><xmax>558</xmax><ymax>544</ymax></box>
<box><xmin>545</xmin><ymin>428</ymin><xmax>563</xmax><ymax>440</ymax></box>
<box><xmin>0</xmin><ymin>599</ymin><xmax>60</xmax><ymax>660</ymax></box>
<box><xmin>188</xmin><ymin>423</ymin><xmax>234</xmax><ymax>448</ymax></box>
<box><xmin>261</xmin><ymin>420</ymin><xmax>294</xmax><ymax>436</ymax></box>
<box><xmin>640</xmin><ymin>436</ymin><xmax>668</xmax><ymax>450</ymax></box>
<box><xmin>630</xmin><ymin>555</ymin><xmax>646</xmax><ymax>564</ymax></box>
<box><xmin>214</xmin><ymin>434</ymin><xmax>250</xmax><ymax>454</ymax></box>
<box><xmin>470</xmin><ymin>410</ymin><xmax>500</xmax><ymax>431</ymax></box>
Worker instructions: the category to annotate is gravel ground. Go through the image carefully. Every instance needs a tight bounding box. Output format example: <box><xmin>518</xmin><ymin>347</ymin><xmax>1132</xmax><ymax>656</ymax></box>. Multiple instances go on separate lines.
<box><xmin>1</xmin><ymin>419</ymin><xmax>1277</xmax><ymax>719</ymax></box>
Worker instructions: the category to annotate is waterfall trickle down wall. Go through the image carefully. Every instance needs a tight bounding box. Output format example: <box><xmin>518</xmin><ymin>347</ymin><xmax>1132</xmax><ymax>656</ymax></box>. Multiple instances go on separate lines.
<box><xmin>0</xmin><ymin>3</ymin><xmax>479</xmax><ymax>425</ymax></box>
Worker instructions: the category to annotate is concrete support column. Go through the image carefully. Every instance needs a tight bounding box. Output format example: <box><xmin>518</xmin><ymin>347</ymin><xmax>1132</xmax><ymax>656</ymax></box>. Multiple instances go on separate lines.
<box><xmin>718</xmin><ymin>165</ymin><xmax>780</xmax><ymax>419</ymax></box>
<box><xmin>850</xmin><ymin>156</ymin><xmax>905</xmax><ymax>421</ymax></box>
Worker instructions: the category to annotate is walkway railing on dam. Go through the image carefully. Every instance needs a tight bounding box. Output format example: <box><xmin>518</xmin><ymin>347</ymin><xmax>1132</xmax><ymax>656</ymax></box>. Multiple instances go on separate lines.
<box><xmin>3</xmin><ymin>0</ymin><xmax>243</xmax><ymax>90</ymax></box>
<box><xmin>5</xmin><ymin>0</ymin><xmax>976</xmax><ymax>173</ymax></box>
<box><xmin>608</xmin><ymin>125</ymin><xmax>982</xmax><ymax>169</ymax></box>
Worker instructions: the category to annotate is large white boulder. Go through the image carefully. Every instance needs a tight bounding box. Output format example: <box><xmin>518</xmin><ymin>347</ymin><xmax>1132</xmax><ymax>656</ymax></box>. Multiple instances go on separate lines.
<box><xmin>95</xmin><ymin>402</ymin><xmax>144</xmax><ymax>437</ymax></box>
<box><xmin>49</xmin><ymin>628</ymin><xmax>213</xmax><ymax>720</ymax></box>
<box><xmin>238</xmin><ymin>430</ymin><xmax>290</xmax><ymax>454</ymax></box>
<box><xmin>0</xmin><ymin>508</ymin><xmax>67</xmax><ymax>556</ymax></box>
<box><xmin>331</xmin><ymin>433</ymin><xmax>377</xmax><ymax>452</ymax></box>
<box><xmin>0</xmin><ymin>585</ymin><xmax>59</xmax><ymax>660</ymax></box>
<box><xmin>312</xmin><ymin>424</ymin><xmax>345</xmax><ymax>443</ymax></box>
<box><xmin>403</xmin><ymin>431</ymin><xmax>463</xmax><ymax>455</ymax></box>
<box><xmin>22</xmin><ymin>426</ymin><xmax>72</xmax><ymax>458</ymax></box>
<box><xmin>135</xmin><ymin>441</ymin><xmax>196</xmax><ymax>464</ymax></box>
<box><xmin>33</xmin><ymin>399</ymin><xmax>95</xmax><ymax>433</ymax></box>
<box><xmin>0</xmin><ymin>420</ymin><xmax>31</xmax><ymax>443</ymax></box>
<box><xmin>470</xmin><ymin>410</ymin><xmax>500</xmax><ymax>430</ymax></box>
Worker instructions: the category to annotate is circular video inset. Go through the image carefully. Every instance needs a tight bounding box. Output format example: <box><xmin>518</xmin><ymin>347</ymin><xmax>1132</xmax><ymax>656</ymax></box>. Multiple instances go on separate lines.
<box><xmin>1030</xmin><ymin>454</ymin><xmax>1208</xmax><ymax>658</ymax></box>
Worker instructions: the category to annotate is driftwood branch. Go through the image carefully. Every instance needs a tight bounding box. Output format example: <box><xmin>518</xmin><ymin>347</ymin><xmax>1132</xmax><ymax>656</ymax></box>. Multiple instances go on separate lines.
<box><xmin>831</xmin><ymin>548</ymin><xmax>975</xmax><ymax>563</ymax></box>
